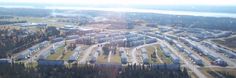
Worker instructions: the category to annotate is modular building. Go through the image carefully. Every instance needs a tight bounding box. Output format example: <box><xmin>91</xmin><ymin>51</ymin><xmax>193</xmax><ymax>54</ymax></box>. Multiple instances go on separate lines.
<box><xmin>142</xmin><ymin>54</ymin><xmax>149</xmax><ymax>64</ymax></box>
<box><xmin>16</xmin><ymin>50</ymin><xmax>31</xmax><ymax>60</ymax></box>
<box><xmin>121</xmin><ymin>53</ymin><xmax>128</xmax><ymax>64</ymax></box>
<box><xmin>66</xmin><ymin>35</ymin><xmax>80</xmax><ymax>40</ymax></box>
<box><xmin>170</xmin><ymin>54</ymin><xmax>180</xmax><ymax>64</ymax></box>
<box><xmin>175</xmin><ymin>43</ymin><xmax>184</xmax><ymax>52</ymax></box>
<box><xmin>113</xmin><ymin>35</ymin><xmax>125</xmax><ymax>40</ymax></box>
<box><xmin>119</xmin><ymin>48</ymin><xmax>126</xmax><ymax>56</ymax></box>
<box><xmin>110</xmin><ymin>39</ymin><xmax>126</xmax><ymax>47</ymax></box>
<box><xmin>195</xmin><ymin>45</ymin><xmax>228</xmax><ymax>66</ymax></box>
<box><xmin>125</xmin><ymin>33</ymin><xmax>137</xmax><ymax>38</ymax></box>
<box><xmin>145</xmin><ymin>38</ymin><xmax>157</xmax><ymax>44</ymax></box>
<box><xmin>38</xmin><ymin>50</ymin><xmax>51</xmax><ymax>60</ymax></box>
<box><xmin>95</xmin><ymin>34</ymin><xmax>106</xmax><ymax>39</ymax></box>
<box><xmin>129</xmin><ymin>40</ymin><xmax>144</xmax><ymax>47</ymax></box>
<box><xmin>166</xmin><ymin>35</ymin><xmax>178</xmax><ymax>40</ymax></box>
<box><xmin>68</xmin><ymin>47</ymin><xmax>80</xmax><ymax>62</ymax></box>
<box><xmin>141</xmin><ymin>48</ymin><xmax>147</xmax><ymax>54</ymax></box>
<box><xmin>52</xmin><ymin>37</ymin><xmax>64</xmax><ymax>43</ymax></box>
<box><xmin>189</xmin><ymin>54</ymin><xmax>203</xmax><ymax>65</ymax></box>
<box><xmin>219</xmin><ymin>48</ymin><xmax>236</xmax><ymax>58</ymax></box>
<box><xmin>109</xmin><ymin>33</ymin><xmax>120</xmax><ymax>37</ymax></box>
<box><xmin>212</xmin><ymin>59</ymin><xmax>228</xmax><ymax>66</ymax></box>
<box><xmin>160</xmin><ymin>45</ymin><xmax>171</xmax><ymax>57</ymax></box>
<box><xmin>97</xmin><ymin>38</ymin><xmax>110</xmax><ymax>43</ymax></box>
<box><xmin>163</xmin><ymin>36</ymin><xmax>173</xmax><ymax>43</ymax></box>
<box><xmin>68</xmin><ymin>52</ymin><xmax>79</xmax><ymax>62</ymax></box>
<box><xmin>90</xmin><ymin>52</ymin><xmax>99</xmax><ymax>63</ymax></box>
<box><xmin>155</xmin><ymin>34</ymin><xmax>165</xmax><ymax>39</ymax></box>
<box><xmin>195</xmin><ymin>46</ymin><xmax>209</xmax><ymax>56</ymax></box>
<box><xmin>16</xmin><ymin>41</ymin><xmax>49</xmax><ymax>60</ymax></box>
<box><xmin>189</xmin><ymin>36</ymin><xmax>201</xmax><ymax>42</ymax></box>
<box><xmin>183</xmin><ymin>49</ymin><xmax>192</xmax><ymax>56</ymax></box>
<box><xmin>214</xmin><ymin>31</ymin><xmax>232</xmax><ymax>38</ymax></box>
<box><xmin>126</xmin><ymin>36</ymin><xmax>144</xmax><ymax>41</ymax></box>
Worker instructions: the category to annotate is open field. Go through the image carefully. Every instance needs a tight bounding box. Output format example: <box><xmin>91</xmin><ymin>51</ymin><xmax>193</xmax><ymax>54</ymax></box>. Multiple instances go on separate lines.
<box><xmin>109</xmin><ymin>48</ymin><xmax>121</xmax><ymax>64</ymax></box>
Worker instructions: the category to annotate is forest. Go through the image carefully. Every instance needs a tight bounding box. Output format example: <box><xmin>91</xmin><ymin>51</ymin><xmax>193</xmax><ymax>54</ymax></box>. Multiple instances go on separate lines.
<box><xmin>0</xmin><ymin>63</ymin><xmax>190</xmax><ymax>78</ymax></box>
<box><xmin>0</xmin><ymin>26</ymin><xmax>60</xmax><ymax>58</ymax></box>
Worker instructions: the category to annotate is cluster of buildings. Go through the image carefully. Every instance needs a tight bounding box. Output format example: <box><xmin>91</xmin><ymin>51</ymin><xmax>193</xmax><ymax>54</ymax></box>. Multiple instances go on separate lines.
<box><xmin>66</xmin><ymin>35</ymin><xmax>80</xmax><ymax>40</ymax></box>
<box><xmin>180</xmin><ymin>37</ymin><xmax>227</xmax><ymax>66</ymax></box>
<box><xmin>38</xmin><ymin>41</ymin><xmax>65</xmax><ymax>60</ymax></box>
<box><xmin>16</xmin><ymin>41</ymin><xmax>50</xmax><ymax>60</ymax></box>
<box><xmin>75</xmin><ymin>32</ymin><xmax>157</xmax><ymax>47</ymax></box>
<box><xmin>160</xmin><ymin>45</ymin><xmax>180</xmax><ymax>64</ymax></box>
<box><xmin>202</xmin><ymin>41</ymin><xmax>236</xmax><ymax>59</ymax></box>
<box><xmin>167</xmin><ymin>38</ymin><xmax>203</xmax><ymax>65</ymax></box>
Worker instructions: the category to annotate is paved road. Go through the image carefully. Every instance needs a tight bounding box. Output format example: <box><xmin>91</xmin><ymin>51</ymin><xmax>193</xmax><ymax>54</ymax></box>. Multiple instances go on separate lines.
<box><xmin>108</xmin><ymin>51</ymin><xmax>112</xmax><ymax>62</ymax></box>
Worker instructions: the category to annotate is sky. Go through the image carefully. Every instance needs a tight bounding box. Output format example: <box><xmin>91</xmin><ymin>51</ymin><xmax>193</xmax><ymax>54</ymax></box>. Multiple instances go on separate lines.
<box><xmin>1</xmin><ymin>0</ymin><xmax>236</xmax><ymax>6</ymax></box>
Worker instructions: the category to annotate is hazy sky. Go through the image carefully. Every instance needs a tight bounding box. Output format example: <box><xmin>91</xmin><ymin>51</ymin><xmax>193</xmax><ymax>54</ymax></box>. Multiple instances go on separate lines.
<box><xmin>1</xmin><ymin>0</ymin><xmax>236</xmax><ymax>6</ymax></box>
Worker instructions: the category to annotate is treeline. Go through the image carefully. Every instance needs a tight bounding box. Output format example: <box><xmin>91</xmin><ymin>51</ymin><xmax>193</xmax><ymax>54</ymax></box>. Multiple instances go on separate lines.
<box><xmin>0</xmin><ymin>63</ymin><xmax>190</xmax><ymax>78</ymax></box>
<box><xmin>0</xmin><ymin>20</ymin><xmax>27</xmax><ymax>25</ymax></box>
<box><xmin>0</xmin><ymin>7</ymin><xmax>51</xmax><ymax>17</ymax></box>
<box><xmin>69</xmin><ymin>10</ymin><xmax>236</xmax><ymax>31</ymax></box>
<box><xmin>0</xmin><ymin>27</ymin><xmax>47</xmax><ymax>58</ymax></box>
<box><xmin>0</xmin><ymin>16</ymin><xmax>14</xmax><ymax>19</ymax></box>
<box><xmin>126</xmin><ymin>12</ymin><xmax>236</xmax><ymax>31</ymax></box>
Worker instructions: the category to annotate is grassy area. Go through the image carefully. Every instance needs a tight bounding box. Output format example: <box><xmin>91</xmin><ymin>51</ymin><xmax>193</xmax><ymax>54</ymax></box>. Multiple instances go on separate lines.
<box><xmin>25</xmin><ymin>62</ymin><xmax>38</xmax><ymax>68</ymax></box>
<box><xmin>155</xmin><ymin>45</ymin><xmax>172</xmax><ymax>64</ymax></box>
<box><xmin>144</xmin><ymin>46</ymin><xmax>160</xmax><ymax>64</ymax></box>
<box><xmin>62</xmin><ymin>50</ymin><xmax>74</xmax><ymax>60</ymax></box>
<box><xmin>97</xmin><ymin>54</ymin><xmax>108</xmax><ymax>64</ymax></box>
<box><xmin>47</xmin><ymin>46</ymin><xmax>65</xmax><ymax>60</ymax></box>
<box><xmin>110</xmin><ymin>49</ymin><xmax>121</xmax><ymax>64</ymax></box>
